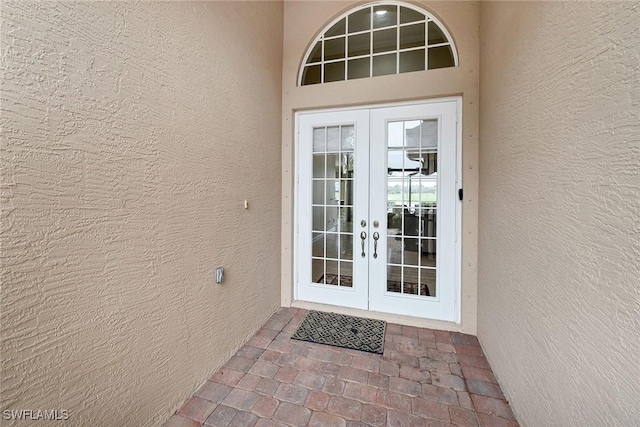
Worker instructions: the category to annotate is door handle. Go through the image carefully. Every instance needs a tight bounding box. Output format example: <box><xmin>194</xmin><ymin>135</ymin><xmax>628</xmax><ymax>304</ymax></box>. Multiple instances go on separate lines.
<box><xmin>360</xmin><ymin>231</ymin><xmax>367</xmax><ymax>258</ymax></box>
<box><xmin>373</xmin><ymin>231</ymin><xmax>379</xmax><ymax>259</ymax></box>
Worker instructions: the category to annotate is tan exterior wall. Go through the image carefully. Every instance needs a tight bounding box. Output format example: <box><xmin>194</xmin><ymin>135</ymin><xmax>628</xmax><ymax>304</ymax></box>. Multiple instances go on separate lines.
<box><xmin>281</xmin><ymin>1</ymin><xmax>480</xmax><ymax>333</ymax></box>
<box><xmin>478</xmin><ymin>2</ymin><xmax>640</xmax><ymax>426</ymax></box>
<box><xmin>0</xmin><ymin>2</ymin><xmax>282</xmax><ymax>426</ymax></box>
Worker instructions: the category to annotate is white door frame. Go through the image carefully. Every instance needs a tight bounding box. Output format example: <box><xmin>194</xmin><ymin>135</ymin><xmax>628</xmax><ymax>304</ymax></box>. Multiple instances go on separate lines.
<box><xmin>294</xmin><ymin>97</ymin><xmax>462</xmax><ymax>323</ymax></box>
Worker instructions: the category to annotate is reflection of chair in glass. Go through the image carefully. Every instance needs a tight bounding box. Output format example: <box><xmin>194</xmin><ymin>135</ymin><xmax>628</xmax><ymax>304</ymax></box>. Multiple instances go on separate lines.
<box><xmin>403</xmin><ymin>210</ymin><xmax>436</xmax><ymax>255</ymax></box>
<box><xmin>423</xmin><ymin>210</ymin><xmax>436</xmax><ymax>256</ymax></box>
<box><xmin>403</xmin><ymin>212</ymin><xmax>420</xmax><ymax>252</ymax></box>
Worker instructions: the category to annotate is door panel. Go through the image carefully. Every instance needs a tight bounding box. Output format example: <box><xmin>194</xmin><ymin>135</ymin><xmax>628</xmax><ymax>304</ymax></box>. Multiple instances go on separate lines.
<box><xmin>369</xmin><ymin>102</ymin><xmax>458</xmax><ymax>321</ymax></box>
<box><xmin>298</xmin><ymin>110</ymin><xmax>369</xmax><ymax>310</ymax></box>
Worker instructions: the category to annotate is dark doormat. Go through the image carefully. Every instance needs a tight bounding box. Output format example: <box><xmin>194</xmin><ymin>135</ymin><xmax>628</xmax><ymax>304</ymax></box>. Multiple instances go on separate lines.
<box><xmin>292</xmin><ymin>310</ymin><xmax>386</xmax><ymax>354</ymax></box>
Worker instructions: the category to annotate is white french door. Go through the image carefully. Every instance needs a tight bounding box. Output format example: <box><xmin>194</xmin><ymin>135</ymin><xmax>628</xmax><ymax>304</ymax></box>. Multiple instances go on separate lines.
<box><xmin>296</xmin><ymin>99</ymin><xmax>460</xmax><ymax>322</ymax></box>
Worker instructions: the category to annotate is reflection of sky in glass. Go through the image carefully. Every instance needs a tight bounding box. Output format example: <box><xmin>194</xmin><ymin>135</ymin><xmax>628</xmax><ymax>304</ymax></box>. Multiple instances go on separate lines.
<box><xmin>388</xmin><ymin>152</ymin><xmax>421</xmax><ymax>171</ymax></box>
<box><xmin>405</xmin><ymin>121</ymin><xmax>421</xmax><ymax>132</ymax></box>
<box><xmin>388</xmin><ymin>122</ymin><xmax>403</xmax><ymax>147</ymax></box>
<box><xmin>388</xmin><ymin>120</ymin><xmax>436</xmax><ymax>149</ymax></box>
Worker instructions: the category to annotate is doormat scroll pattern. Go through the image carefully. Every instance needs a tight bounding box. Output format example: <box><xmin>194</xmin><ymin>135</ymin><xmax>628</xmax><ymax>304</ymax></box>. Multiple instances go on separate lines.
<box><xmin>292</xmin><ymin>310</ymin><xmax>386</xmax><ymax>354</ymax></box>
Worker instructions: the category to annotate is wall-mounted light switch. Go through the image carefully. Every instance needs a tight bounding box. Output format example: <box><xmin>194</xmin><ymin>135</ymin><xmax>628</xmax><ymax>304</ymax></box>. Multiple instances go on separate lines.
<box><xmin>215</xmin><ymin>266</ymin><xmax>224</xmax><ymax>284</ymax></box>
<box><xmin>244</xmin><ymin>200</ymin><xmax>249</xmax><ymax>209</ymax></box>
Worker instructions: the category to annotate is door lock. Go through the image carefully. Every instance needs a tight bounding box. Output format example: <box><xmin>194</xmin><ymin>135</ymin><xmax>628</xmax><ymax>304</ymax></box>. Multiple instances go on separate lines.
<box><xmin>373</xmin><ymin>220</ymin><xmax>379</xmax><ymax>228</ymax></box>
<box><xmin>360</xmin><ymin>220</ymin><xmax>367</xmax><ymax>227</ymax></box>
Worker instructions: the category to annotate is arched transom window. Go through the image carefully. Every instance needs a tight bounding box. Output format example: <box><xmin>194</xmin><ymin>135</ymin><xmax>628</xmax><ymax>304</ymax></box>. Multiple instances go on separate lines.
<box><xmin>300</xmin><ymin>2</ymin><xmax>458</xmax><ymax>86</ymax></box>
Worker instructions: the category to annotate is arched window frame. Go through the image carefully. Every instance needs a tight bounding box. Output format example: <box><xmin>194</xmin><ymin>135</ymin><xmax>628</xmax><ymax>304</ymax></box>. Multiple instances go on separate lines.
<box><xmin>298</xmin><ymin>1</ymin><xmax>459</xmax><ymax>86</ymax></box>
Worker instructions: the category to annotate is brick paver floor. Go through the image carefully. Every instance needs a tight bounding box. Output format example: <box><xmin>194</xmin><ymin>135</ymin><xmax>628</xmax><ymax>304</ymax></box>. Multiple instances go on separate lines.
<box><xmin>163</xmin><ymin>308</ymin><xmax>519</xmax><ymax>427</ymax></box>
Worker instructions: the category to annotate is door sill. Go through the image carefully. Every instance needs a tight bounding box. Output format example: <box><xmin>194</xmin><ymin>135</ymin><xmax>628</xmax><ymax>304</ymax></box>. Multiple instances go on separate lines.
<box><xmin>291</xmin><ymin>300</ymin><xmax>467</xmax><ymax>333</ymax></box>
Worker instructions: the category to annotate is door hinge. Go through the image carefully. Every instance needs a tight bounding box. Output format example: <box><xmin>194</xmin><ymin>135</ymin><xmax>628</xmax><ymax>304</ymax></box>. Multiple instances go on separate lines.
<box><xmin>458</xmin><ymin>188</ymin><xmax>463</xmax><ymax>201</ymax></box>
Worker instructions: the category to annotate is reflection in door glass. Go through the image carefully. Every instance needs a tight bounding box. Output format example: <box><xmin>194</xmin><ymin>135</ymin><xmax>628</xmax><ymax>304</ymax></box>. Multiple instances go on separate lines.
<box><xmin>311</xmin><ymin>125</ymin><xmax>355</xmax><ymax>288</ymax></box>
<box><xmin>386</xmin><ymin>119</ymin><xmax>437</xmax><ymax>297</ymax></box>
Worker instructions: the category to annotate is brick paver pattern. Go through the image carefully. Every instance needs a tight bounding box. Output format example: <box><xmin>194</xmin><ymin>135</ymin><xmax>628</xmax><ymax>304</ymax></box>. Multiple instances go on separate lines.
<box><xmin>163</xmin><ymin>308</ymin><xmax>519</xmax><ymax>427</ymax></box>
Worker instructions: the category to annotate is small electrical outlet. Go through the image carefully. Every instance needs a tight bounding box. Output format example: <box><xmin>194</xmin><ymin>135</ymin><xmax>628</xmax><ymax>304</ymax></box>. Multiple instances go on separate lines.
<box><xmin>215</xmin><ymin>266</ymin><xmax>224</xmax><ymax>284</ymax></box>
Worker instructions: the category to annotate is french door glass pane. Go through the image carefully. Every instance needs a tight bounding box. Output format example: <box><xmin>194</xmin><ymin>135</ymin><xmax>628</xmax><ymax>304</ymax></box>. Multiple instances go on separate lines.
<box><xmin>339</xmin><ymin>234</ymin><xmax>353</xmax><ymax>260</ymax></box>
<box><xmin>420</xmin><ymin>268</ymin><xmax>436</xmax><ymax>297</ymax></box>
<box><xmin>312</xmin><ymin>259</ymin><xmax>324</xmax><ymax>283</ymax></box>
<box><xmin>339</xmin><ymin>261</ymin><xmax>353</xmax><ymax>287</ymax></box>
<box><xmin>313</xmin><ymin>207</ymin><xmax>324</xmax><ymax>231</ymax></box>
<box><xmin>327</xmin><ymin>127</ymin><xmax>341</xmax><ymax>151</ymax></box>
<box><xmin>313</xmin><ymin>155</ymin><xmax>325</xmax><ymax>178</ymax></box>
<box><xmin>312</xmin><ymin>234</ymin><xmax>324</xmax><ymax>257</ymax></box>
<box><xmin>340</xmin><ymin>207</ymin><xmax>353</xmax><ymax>232</ymax></box>
<box><xmin>326</xmin><ymin>234</ymin><xmax>339</xmax><ymax>259</ymax></box>
<box><xmin>403</xmin><ymin>267</ymin><xmax>419</xmax><ymax>295</ymax></box>
<box><xmin>326</xmin><ymin>207</ymin><xmax>339</xmax><ymax>230</ymax></box>
<box><xmin>341</xmin><ymin>154</ymin><xmax>354</xmax><ymax>176</ymax></box>
<box><xmin>341</xmin><ymin>126</ymin><xmax>355</xmax><ymax>151</ymax></box>
<box><xmin>313</xmin><ymin>128</ymin><xmax>326</xmax><ymax>152</ymax></box>
<box><xmin>386</xmin><ymin>119</ymin><xmax>438</xmax><ymax>297</ymax></box>
<box><xmin>311</xmin><ymin>125</ymin><xmax>356</xmax><ymax>288</ymax></box>
<box><xmin>312</xmin><ymin>180</ymin><xmax>324</xmax><ymax>204</ymax></box>
<box><xmin>326</xmin><ymin>259</ymin><xmax>339</xmax><ymax>280</ymax></box>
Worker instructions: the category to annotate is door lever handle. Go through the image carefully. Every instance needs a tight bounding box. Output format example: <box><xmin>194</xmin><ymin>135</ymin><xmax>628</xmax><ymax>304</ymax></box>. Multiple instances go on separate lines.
<box><xmin>360</xmin><ymin>231</ymin><xmax>367</xmax><ymax>258</ymax></box>
<box><xmin>373</xmin><ymin>231</ymin><xmax>379</xmax><ymax>259</ymax></box>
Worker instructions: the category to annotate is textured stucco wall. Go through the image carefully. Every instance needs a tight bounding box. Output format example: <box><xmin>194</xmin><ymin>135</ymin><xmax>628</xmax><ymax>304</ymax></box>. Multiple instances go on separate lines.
<box><xmin>282</xmin><ymin>1</ymin><xmax>480</xmax><ymax>333</ymax></box>
<box><xmin>478</xmin><ymin>2</ymin><xmax>640</xmax><ymax>426</ymax></box>
<box><xmin>1</xmin><ymin>2</ymin><xmax>283</xmax><ymax>426</ymax></box>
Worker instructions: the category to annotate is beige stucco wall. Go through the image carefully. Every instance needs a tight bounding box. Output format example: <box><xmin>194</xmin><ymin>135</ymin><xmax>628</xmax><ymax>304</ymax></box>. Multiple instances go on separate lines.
<box><xmin>0</xmin><ymin>2</ymin><xmax>282</xmax><ymax>426</ymax></box>
<box><xmin>281</xmin><ymin>0</ymin><xmax>480</xmax><ymax>333</ymax></box>
<box><xmin>478</xmin><ymin>2</ymin><xmax>640</xmax><ymax>426</ymax></box>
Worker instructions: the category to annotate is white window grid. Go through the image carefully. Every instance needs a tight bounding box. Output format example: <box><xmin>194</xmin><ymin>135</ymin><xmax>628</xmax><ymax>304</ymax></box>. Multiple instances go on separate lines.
<box><xmin>299</xmin><ymin>2</ymin><xmax>458</xmax><ymax>86</ymax></box>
